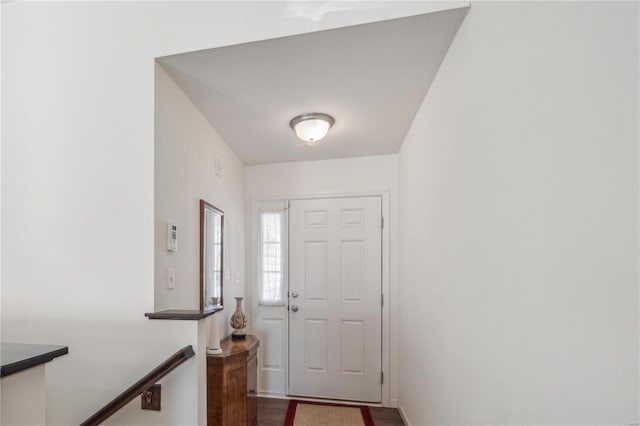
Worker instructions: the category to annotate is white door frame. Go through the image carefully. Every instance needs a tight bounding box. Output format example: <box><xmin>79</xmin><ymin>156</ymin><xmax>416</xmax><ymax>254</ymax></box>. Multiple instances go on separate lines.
<box><xmin>249</xmin><ymin>189</ymin><xmax>393</xmax><ymax>406</ymax></box>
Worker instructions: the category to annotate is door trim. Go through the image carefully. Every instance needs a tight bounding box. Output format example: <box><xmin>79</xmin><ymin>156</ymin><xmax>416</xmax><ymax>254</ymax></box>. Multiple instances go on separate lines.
<box><xmin>249</xmin><ymin>189</ymin><xmax>393</xmax><ymax>406</ymax></box>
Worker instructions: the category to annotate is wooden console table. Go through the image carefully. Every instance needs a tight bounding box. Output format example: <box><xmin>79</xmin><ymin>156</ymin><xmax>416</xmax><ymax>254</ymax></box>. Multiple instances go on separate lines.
<box><xmin>207</xmin><ymin>335</ymin><xmax>259</xmax><ymax>426</ymax></box>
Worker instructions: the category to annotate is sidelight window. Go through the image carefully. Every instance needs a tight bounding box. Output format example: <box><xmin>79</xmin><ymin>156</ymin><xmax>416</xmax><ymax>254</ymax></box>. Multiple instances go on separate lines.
<box><xmin>258</xmin><ymin>210</ymin><xmax>285</xmax><ymax>305</ymax></box>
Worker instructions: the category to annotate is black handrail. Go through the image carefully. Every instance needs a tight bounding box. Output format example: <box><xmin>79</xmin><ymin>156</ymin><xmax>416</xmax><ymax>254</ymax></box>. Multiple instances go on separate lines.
<box><xmin>80</xmin><ymin>345</ymin><xmax>195</xmax><ymax>426</ymax></box>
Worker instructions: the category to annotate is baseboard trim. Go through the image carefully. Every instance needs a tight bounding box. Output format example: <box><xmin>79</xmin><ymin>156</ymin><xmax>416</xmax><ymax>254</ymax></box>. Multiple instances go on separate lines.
<box><xmin>397</xmin><ymin>402</ymin><xmax>411</xmax><ymax>426</ymax></box>
<box><xmin>257</xmin><ymin>391</ymin><xmax>287</xmax><ymax>399</ymax></box>
<box><xmin>257</xmin><ymin>393</ymin><xmax>384</xmax><ymax>407</ymax></box>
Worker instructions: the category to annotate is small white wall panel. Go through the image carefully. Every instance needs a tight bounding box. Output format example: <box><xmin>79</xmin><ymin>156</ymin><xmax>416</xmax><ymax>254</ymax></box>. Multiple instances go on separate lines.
<box><xmin>305</xmin><ymin>241</ymin><xmax>328</xmax><ymax>302</ymax></box>
<box><xmin>305</xmin><ymin>319</ymin><xmax>328</xmax><ymax>372</ymax></box>
<box><xmin>341</xmin><ymin>320</ymin><xmax>365</xmax><ymax>374</ymax></box>
<box><xmin>341</xmin><ymin>241</ymin><xmax>365</xmax><ymax>302</ymax></box>
<box><xmin>1</xmin><ymin>365</ymin><xmax>46</xmax><ymax>426</ymax></box>
<box><xmin>261</xmin><ymin>318</ymin><xmax>283</xmax><ymax>370</ymax></box>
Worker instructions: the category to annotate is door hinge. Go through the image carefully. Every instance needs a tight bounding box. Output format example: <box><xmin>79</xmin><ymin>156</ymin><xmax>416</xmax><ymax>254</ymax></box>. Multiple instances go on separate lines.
<box><xmin>381</xmin><ymin>216</ymin><xmax>384</xmax><ymax>229</ymax></box>
<box><xmin>381</xmin><ymin>294</ymin><xmax>384</xmax><ymax>307</ymax></box>
<box><xmin>381</xmin><ymin>372</ymin><xmax>384</xmax><ymax>384</ymax></box>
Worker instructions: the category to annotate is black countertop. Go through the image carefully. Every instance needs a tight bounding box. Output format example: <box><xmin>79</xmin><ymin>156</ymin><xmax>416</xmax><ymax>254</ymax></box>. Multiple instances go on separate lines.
<box><xmin>1</xmin><ymin>343</ymin><xmax>69</xmax><ymax>378</ymax></box>
<box><xmin>144</xmin><ymin>306</ymin><xmax>222</xmax><ymax>320</ymax></box>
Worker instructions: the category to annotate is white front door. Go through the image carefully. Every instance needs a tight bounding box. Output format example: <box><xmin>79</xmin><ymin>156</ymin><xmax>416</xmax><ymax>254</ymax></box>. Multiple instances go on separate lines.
<box><xmin>288</xmin><ymin>196</ymin><xmax>382</xmax><ymax>402</ymax></box>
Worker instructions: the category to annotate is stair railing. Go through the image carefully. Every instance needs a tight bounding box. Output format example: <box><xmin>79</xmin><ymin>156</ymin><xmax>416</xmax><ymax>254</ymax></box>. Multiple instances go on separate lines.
<box><xmin>80</xmin><ymin>345</ymin><xmax>195</xmax><ymax>426</ymax></box>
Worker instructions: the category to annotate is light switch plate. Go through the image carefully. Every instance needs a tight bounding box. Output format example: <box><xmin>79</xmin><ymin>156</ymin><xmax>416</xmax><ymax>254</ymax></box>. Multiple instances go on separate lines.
<box><xmin>167</xmin><ymin>268</ymin><xmax>176</xmax><ymax>290</ymax></box>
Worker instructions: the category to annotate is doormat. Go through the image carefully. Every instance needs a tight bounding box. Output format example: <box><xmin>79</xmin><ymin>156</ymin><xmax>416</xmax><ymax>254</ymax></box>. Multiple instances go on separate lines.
<box><xmin>284</xmin><ymin>399</ymin><xmax>375</xmax><ymax>426</ymax></box>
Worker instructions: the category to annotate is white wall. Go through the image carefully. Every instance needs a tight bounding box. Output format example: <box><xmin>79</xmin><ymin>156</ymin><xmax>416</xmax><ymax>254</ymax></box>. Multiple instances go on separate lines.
<box><xmin>2</xmin><ymin>2</ymin><xmax>464</xmax><ymax>424</ymax></box>
<box><xmin>155</xmin><ymin>63</ymin><xmax>245</xmax><ymax>330</ymax></box>
<box><xmin>154</xmin><ymin>63</ymin><xmax>246</xmax><ymax>425</ymax></box>
<box><xmin>1</xmin><ymin>366</ymin><xmax>46</xmax><ymax>426</ymax></box>
<box><xmin>246</xmin><ymin>155</ymin><xmax>398</xmax><ymax>198</ymax></box>
<box><xmin>245</xmin><ymin>155</ymin><xmax>400</xmax><ymax>404</ymax></box>
<box><xmin>398</xmin><ymin>2</ymin><xmax>639</xmax><ymax>425</ymax></box>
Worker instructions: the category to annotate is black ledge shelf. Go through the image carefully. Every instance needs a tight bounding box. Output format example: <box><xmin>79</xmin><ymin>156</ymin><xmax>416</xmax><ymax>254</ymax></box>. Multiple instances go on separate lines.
<box><xmin>145</xmin><ymin>306</ymin><xmax>223</xmax><ymax>320</ymax></box>
<box><xmin>1</xmin><ymin>343</ymin><xmax>69</xmax><ymax>378</ymax></box>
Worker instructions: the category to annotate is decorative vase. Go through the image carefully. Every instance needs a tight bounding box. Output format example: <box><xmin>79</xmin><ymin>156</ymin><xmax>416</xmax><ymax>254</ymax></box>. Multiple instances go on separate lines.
<box><xmin>230</xmin><ymin>297</ymin><xmax>247</xmax><ymax>340</ymax></box>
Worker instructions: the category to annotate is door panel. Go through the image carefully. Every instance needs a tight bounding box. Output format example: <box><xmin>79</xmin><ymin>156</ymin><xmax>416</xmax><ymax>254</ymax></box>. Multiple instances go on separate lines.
<box><xmin>305</xmin><ymin>241</ymin><xmax>329</xmax><ymax>302</ymax></box>
<box><xmin>289</xmin><ymin>196</ymin><xmax>382</xmax><ymax>402</ymax></box>
<box><xmin>341</xmin><ymin>320</ymin><xmax>365</xmax><ymax>374</ymax></box>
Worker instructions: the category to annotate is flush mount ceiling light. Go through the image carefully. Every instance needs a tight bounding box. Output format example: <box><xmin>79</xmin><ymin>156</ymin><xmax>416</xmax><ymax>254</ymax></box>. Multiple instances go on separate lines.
<box><xmin>289</xmin><ymin>113</ymin><xmax>335</xmax><ymax>145</ymax></box>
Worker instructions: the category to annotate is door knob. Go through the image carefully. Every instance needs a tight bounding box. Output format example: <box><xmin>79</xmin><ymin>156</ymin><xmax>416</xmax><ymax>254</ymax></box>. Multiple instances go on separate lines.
<box><xmin>291</xmin><ymin>305</ymin><xmax>299</xmax><ymax>312</ymax></box>
<box><xmin>291</xmin><ymin>291</ymin><xmax>299</xmax><ymax>298</ymax></box>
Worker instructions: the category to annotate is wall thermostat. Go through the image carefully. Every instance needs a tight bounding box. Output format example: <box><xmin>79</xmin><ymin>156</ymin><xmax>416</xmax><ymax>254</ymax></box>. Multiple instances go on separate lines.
<box><xmin>167</xmin><ymin>222</ymin><xmax>178</xmax><ymax>252</ymax></box>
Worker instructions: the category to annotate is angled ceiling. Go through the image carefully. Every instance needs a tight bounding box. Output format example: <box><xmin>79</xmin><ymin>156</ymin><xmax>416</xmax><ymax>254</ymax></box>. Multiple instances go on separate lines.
<box><xmin>158</xmin><ymin>6</ymin><xmax>469</xmax><ymax>165</ymax></box>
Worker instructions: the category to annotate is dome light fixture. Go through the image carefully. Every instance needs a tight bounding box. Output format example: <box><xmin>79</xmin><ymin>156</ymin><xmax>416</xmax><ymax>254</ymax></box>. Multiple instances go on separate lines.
<box><xmin>290</xmin><ymin>113</ymin><xmax>335</xmax><ymax>145</ymax></box>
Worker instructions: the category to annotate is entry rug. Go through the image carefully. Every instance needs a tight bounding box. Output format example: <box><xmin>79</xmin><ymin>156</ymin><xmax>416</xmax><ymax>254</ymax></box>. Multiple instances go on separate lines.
<box><xmin>284</xmin><ymin>399</ymin><xmax>375</xmax><ymax>426</ymax></box>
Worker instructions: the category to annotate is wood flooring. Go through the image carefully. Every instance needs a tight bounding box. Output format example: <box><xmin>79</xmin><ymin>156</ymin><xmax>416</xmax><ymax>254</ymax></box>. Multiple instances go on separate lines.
<box><xmin>257</xmin><ymin>397</ymin><xmax>405</xmax><ymax>426</ymax></box>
